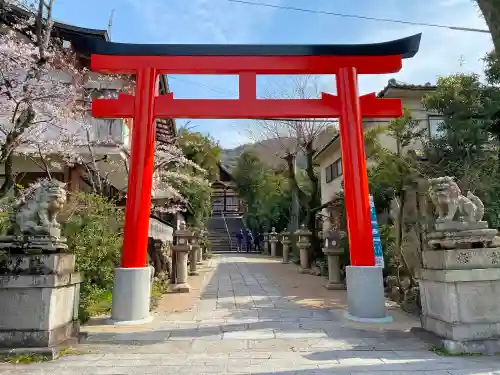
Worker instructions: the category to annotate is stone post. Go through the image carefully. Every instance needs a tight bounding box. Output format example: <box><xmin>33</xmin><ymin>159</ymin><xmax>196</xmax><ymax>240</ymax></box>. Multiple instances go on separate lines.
<box><xmin>263</xmin><ymin>233</ymin><xmax>269</xmax><ymax>255</ymax></box>
<box><xmin>169</xmin><ymin>222</ymin><xmax>192</xmax><ymax>293</ymax></box>
<box><xmin>322</xmin><ymin>229</ymin><xmax>345</xmax><ymax>290</ymax></box>
<box><xmin>195</xmin><ymin>228</ymin><xmax>203</xmax><ymax>265</ymax></box>
<box><xmin>419</xmin><ymin>176</ymin><xmax>500</xmax><ymax>354</ymax></box>
<box><xmin>295</xmin><ymin>224</ymin><xmax>312</xmax><ymax>274</ymax></box>
<box><xmin>189</xmin><ymin>227</ymin><xmax>200</xmax><ymax>276</ymax></box>
<box><xmin>280</xmin><ymin>230</ymin><xmax>291</xmax><ymax>264</ymax></box>
<box><xmin>269</xmin><ymin>227</ymin><xmax>278</xmax><ymax>257</ymax></box>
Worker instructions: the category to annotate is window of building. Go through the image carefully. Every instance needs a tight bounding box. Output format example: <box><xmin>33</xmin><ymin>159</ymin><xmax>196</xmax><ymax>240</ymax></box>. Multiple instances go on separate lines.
<box><xmin>325</xmin><ymin>158</ymin><xmax>343</xmax><ymax>184</ymax></box>
<box><xmin>428</xmin><ymin>115</ymin><xmax>446</xmax><ymax>139</ymax></box>
<box><xmin>325</xmin><ymin>164</ymin><xmax>333</xmax><ymax>183</ymax></box>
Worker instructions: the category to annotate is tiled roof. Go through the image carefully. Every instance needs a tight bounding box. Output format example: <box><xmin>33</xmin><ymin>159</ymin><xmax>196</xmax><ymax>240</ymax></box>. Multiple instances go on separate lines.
<box><xmin>377</xmin><ymin>79</ymin><xmax>436</xmax><ymax>97</ymax></box>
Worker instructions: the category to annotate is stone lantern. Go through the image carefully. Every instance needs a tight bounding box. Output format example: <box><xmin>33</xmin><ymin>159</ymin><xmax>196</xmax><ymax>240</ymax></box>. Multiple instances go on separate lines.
<box><xmin>322</xmin><ymin>229</ymin><xmax>346</xmax><ymax>290</ymax></box>
<box><xmin>269</xmin><ymin>227</ymin><xmax>279</xmax><ymax>257</ymax></box>
<box><xmin>295</xmin><ymin>224</ymin><xmax>312</xmax><ymax>273</ymax></box>
<box><xmin>280</xmin><ymin>230</ymin><xmax>292</xmax><ymax>264</ymax></box>
<box><xmin>189</xmin><ymin>227</ymin><xmax>201</xmax><ymax>276</ymax></box>
<box><xmin>169</xmin><ymin>222</ymin><xmax>193</xmax><ymax>293</ymax></box>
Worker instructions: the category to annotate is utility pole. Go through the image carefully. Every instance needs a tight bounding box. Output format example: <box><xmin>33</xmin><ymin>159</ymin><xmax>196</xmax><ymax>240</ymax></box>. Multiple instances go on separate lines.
<box><xmin>107</xmin><ymin>9</ymin><xmax>115</xmax><ymax>39</ymax></box>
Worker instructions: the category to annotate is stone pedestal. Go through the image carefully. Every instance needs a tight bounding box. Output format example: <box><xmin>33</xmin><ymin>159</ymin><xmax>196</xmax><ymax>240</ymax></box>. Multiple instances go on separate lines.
<box><xmin>420</xmin><ymin>242</ymin><xmax>500</xmax><ymax>354</ymax></box>
<box><xmin>269</xmin><ymin>228</ymin><xmax>278</xmax><ymax>257</ymax></box>
<box><xmin>170</xmin><ymin>247</ymin><xmax>191</xmax><ymax>292</ymax></box>
<box><xmin>263</xmin><ymin>233</ymin><xmax>269</xmax><ymax>255</ymax></box>
<box><xmin>189</xmin><ymin>246</ymin><xmax>199</xmax><ymax>276</ymax></box>
<box><xmin>270</xmin><ymin>241</ymin><xmax>278</xmax><ymax>257</ymax></box>
<box><xmin>169</xmin><ymin>223</ymin><xmax>192</xmax><ymax>293</ymax></box>
<box><xmin>280</xmin><ymin>231</ymin><xmax>291</xmax><ymax>264</ymax></box>
<box><xmin>196</xmin><ymin>247</ymin><xmax>203</xmax><ymax>265</ymax></box>
<box><xmin>420</xmin><ymin>177</ymin><xmax>500</xmax><ymax>354</ymax></box>
<box><xmin>323</xmin><ymin>248</ymin><xmax>345</xmax><ymax>290</ymax></box>
<box><xmin>0</xmin><ymin>253</ymin><xmax>81</xmax><ymax>352</ymax></box>
<box><xmin>322</xmin><ymin>229</ymin><xmax>345</xmax><ymax>290</ymax></box>
<box><xmin>295</xmin><ymin>225</ymin><xmax>311</xmax><ymax>274</ymax></box>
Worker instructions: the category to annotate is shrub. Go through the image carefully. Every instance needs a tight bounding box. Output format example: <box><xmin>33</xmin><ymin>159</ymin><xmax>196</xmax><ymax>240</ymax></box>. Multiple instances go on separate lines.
<box><xmin>60</xmin><ymin>192</ymin><xmax>124</xmax><ymax>322</ymax></box>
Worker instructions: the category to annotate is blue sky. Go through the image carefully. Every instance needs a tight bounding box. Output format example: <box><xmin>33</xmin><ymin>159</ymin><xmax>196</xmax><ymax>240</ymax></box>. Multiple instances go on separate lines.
<box><xmin>52</xmin><ymin>0</ymin><xmax>493</xmax><ymax>148</ymax></box>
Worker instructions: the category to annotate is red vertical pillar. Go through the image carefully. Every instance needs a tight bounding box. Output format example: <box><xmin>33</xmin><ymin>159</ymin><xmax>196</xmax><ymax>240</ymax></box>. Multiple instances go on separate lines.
<box><xmin>121</xmin><ymin>67</ymin><xmax>158</xmax><ymax>268</ymax></box>
<box><xmin>336</xmin><ymin>67</ymin><xmax>375</xmax><ymax>267</ymax></box>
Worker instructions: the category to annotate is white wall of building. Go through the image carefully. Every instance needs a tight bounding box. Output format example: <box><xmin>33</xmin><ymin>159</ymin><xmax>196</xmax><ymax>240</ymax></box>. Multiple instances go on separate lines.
<box><xmin>316</xmin><ymin>88</ymin><xmax>442</xmax><ymax>231</ymax></box>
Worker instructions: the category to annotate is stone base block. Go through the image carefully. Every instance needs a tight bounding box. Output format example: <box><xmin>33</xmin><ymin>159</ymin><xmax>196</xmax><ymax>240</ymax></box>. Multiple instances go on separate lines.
<box><xmin>0</xmin><ymin>254</ymin><xmax>81</xmax><ymax>349</ymax></box>
<box><xmin>168</xmin><ymin>283</ymin><xmax>191</xmax><ymax>293</ymax></box>
<box><xmin>419</xmin><ymin>269</ymin><xmax>500</xmax><ymax>342</ymax></box>
<box><xmin>0</xmin><ymin>335</ymin><xmax>80</xmax><ymax>360</ymax></box>
<box><xmin>412</xmin><ymin>326</ymin><xmax>500</xmax><ymax>355</ymax></box>
<box><xmin>189</xmin><ymin>271</ymin><xmax>199</xmax><ymax>276</ymax></box>
<box><xmin>345</xmin><ymin>266</ymin><xmax>391</xmax><ymax>322</ymax></box>
<box><xmin>0</xmin><ymin>320</ymin><xmax>79</xmax><ymax>349</ymax></box>
<box><xmin>111</xmin><ymin>267</ymin><xmax>152</xmax><ymax>324</ymax></box>
<box><xmin>421</xmin><ymin>315</ymin><xmax>500</xmax><ymax>343</ymax></box>
<box><xmin>298</xmin><ymin>267</ymin><xmax>311</xmax><ymax>274</ymax></box>
<box><xmin>324</xmin><ymin>282</ymin><xmax>345</xmax><ymax>290</ymax></box>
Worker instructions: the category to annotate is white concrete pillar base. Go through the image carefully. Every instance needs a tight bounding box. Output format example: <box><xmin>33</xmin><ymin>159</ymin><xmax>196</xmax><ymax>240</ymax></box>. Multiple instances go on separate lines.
<box><xmin>110</xmin><ymin>267</ymin><xmax>152</xmax><ymax>324</ymax></box>
<box><xmin>345</xmin><ymin>265</ymin><xmax>392</xmax><ymax>323</ymax></box>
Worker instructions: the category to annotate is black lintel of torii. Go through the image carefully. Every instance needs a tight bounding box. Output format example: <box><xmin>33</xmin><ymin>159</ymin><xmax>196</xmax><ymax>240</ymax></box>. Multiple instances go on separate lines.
<box><xmin>70</xmin><ymin>33</ymin><xmax>422</xmax><ymax>58</ymax></box>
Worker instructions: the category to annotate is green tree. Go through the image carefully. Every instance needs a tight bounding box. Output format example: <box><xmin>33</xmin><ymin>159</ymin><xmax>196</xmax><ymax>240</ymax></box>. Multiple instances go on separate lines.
<box><xmin>233</xmin><ymin>150</ymin><xmax>291</xmax><ymax>232</ymax></box>
<box><xmin>178</xmin><ymin>128</ymin><xmax>221</xmax><ymax>181</ymax></box>
<box><xmin>421</xmin><ymin>67</ymin><xmax>500</xmax><ymax>227</ymax></box>
<box><xmin>367</xmin><ymin>110</ymin><xmax>427</xmax><ymax>286</ymax></box>
<box><xmin>422</xmin><ymin>74</ymin><xmax>496</xmax><ymax>191</ymax></box>
<box><xmin>169</xmin><ymin>128</ymin><xmax>222</xmax><ymax>227</ymax></box>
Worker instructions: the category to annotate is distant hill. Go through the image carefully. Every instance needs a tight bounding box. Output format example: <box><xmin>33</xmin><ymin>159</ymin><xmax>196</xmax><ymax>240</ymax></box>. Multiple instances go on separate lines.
<box><xmin>220</xmin><ymin>127</ymin><xmax>338</xmax><ymax>171</ymax></box>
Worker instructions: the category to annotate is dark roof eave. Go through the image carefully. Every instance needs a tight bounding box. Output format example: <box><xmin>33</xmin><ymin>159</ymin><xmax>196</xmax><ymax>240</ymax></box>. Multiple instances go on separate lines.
<box><xmin>69</xmin><ymin>33</ymin><xmax>422</xmax><ymax>57</ymax></box>
<box><xmin>1</xmin><ymin>3</ymin><xmax>109</xmax><ymax>41</ymax></box>
<box><xmin>313</xmin><ymin>134</ymin><xmax>340</xmax><ymax>161</ymax></box>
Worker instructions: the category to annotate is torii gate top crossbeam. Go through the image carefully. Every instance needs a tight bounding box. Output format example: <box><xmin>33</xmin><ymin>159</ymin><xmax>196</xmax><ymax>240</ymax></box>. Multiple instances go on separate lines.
<box><xmin>79</xmin><ymin>34</ymin><xmax>422</xmax><ymax>120</ymax></box>
<box><xmin>73</xmin><ymin>34</ymin><xmax>421</xmax><ymax>74</ymax></box>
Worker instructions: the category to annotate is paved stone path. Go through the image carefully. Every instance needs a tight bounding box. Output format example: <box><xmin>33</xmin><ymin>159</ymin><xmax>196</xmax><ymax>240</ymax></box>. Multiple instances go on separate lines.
<box><xmin>2</xmin><ymin>254</ymin><xmax>500</xmax><ymax>374</ymax></box>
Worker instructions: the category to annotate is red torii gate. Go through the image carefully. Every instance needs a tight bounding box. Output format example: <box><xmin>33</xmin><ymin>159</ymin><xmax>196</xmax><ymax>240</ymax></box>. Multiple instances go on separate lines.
<box><xmin>80</xmin><ymin>34</ymin><xmax>421</xmax><ymax>323</ymax></box>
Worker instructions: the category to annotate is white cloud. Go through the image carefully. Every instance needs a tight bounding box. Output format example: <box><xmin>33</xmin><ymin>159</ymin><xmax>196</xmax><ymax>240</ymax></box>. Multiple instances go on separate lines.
<box><xmin>357</xmin><ymin>1</ymin><xmax>492</xmax><ymax>93</ymax></box>
<box><xmin>123</xmin><ymin>0</ymin><xmax>282</xmax><ymax>43</ymax></box>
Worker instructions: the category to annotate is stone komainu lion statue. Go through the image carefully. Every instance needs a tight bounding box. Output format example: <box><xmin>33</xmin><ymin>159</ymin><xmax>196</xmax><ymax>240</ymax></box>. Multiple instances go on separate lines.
<box><xmin>428</xmin><ymin>176</ymin><xmax>484</xmax><ymax>223</ymax></box>
<box><xmin>10</xmin><ymin>179</ymin><xmax>67</xmax><ymax>236</ymax></box>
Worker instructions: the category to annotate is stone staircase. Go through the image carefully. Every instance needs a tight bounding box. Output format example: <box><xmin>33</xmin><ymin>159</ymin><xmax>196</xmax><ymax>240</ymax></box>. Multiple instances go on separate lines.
<box><xmin>207</xmin><ymin>216</ymin><xmax>245</xmax><ymax>253</ymax></box>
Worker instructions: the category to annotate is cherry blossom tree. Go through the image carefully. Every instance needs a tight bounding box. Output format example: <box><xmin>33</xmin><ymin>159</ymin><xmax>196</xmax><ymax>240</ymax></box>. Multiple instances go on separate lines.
<box><xmin>0</xmin><ymin>0</ymin><xmax>86</xmax><ymax>195</ymax></box>
<box><xmin>0</xmin><ymin>1</ymin><xmax>209</xmax><ymax>216</ymax></box>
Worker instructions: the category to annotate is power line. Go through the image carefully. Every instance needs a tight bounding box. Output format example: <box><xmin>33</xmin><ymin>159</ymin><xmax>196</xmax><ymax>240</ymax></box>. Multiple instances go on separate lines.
<box><xmin>226</xmin><ymin>0</ymin><xmax>490</xmax><ymax>34</ymax></box>
<box><xmin>168</xmin><ymin>76</ymin><xmax>237</xmax><ymax>95</ymax></box>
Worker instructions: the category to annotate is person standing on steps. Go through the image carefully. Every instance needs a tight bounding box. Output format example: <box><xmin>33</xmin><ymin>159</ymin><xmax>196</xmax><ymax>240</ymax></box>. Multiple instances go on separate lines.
<box><xmin>245</xmin><ymin>229</ymin><xmax>253</xmax><ymax>253</ymax></box>
<box><xmin>235</xmin><ymin>229</ymin><xmax>244</xmax><ymax>252</ymax></box>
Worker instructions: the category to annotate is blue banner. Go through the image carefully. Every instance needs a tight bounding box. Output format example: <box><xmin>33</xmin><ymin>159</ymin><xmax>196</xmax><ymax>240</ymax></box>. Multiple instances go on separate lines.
<box><xmin>369</xmin><ymin>195</ymin><xmax>385</xmax><ymax>268</ymax></box>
